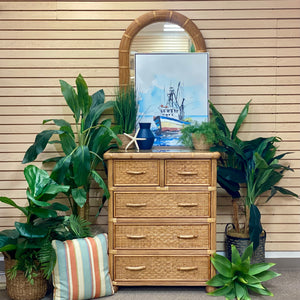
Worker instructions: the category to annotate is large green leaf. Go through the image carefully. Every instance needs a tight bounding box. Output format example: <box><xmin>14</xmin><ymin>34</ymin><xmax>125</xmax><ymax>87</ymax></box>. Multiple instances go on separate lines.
<box><xmin>91</xmin><ymin>170</ymin><xmax>109</xmax><ymax>199</ymax></box>
<box><xmin>48</xmin><ymin>202</ymin><xmax>70</xmax><ymax>212</ymax></box>
<box><xmin>24</xmin><ymin>165</ymin><xmax>51</xmax><ymax>199</ymax></box>
<box><xmin>43</xmin><ymin>118</ymin><xmax>72</xmax><ymax>128</ymax></box>
<box><xmin>206</xmin><ymin>274</ymin><xmax>232</xmax><ymax>287</ymax></box>
<box><xmin>76</xmin><ymin>74</ymin><xmax>92</xmax><ymax>117</ymax></box>
<box><xmin>209</xmin><ymin>100</ymin><xmax>230</xmax><ymax>138</ymax></box>
<box><xmin>26</xmin><ymin>190</ymin><xmax>52</xmax><ymax>207</ymax></box>
<box><xmin>60</xmin><ymin>79</ymin><xmax>80</xmax><ymax>122</ymax></box>
<box><xmin>72</xmin><ymin>146</ymin><xmax>91</xmax><ymax>187</ymax></box>
<box><xmin>0</xmin><ymin>230</ymin><xmax>19</xmax><ymax>252</ymax></box>
<box><xmin>231</xmin><ymin>100</ymin><xmax>251</xmax><ymax>140</ymax></box>
<box><xmin>51</xmin><ymin>155</ymin><xmax>72</xmax><ymax>184</ymax></box>
<box><xmin>59</xmin><ymin>132</ymin><xmax>76</xmax><ymax>155</ymax></box>
<box><xmin>28</xmin><ymin>207</ymin><xmax>57</xmax><ymax>218</ymax></box>
<box><xmin>231</xmin><ymin>244</ymin><xmax>242</xmax><ymax>265</ymax></box>
<box><xmin>15</xmin><ymin>222</ymin><xmax>48</xmax><ymax>238</ymax></box>
<box><xmin>22</xmin><ymin>130</ymin><xmax>63</xmax><ymax>163</ymax></box>
<box><xmin>249</xmin><ymin>262</ymin><xmax>275</xmax><ymax>276</ymax></box>
<box><xmin>207</xmin><ymin>284</ymin><xmax>233</xmax><ymax>296</ymax></box>
<box><xmin>248</xmin><ymin>285</ymin><xmax>273</xmax><ymax>296</ymax></box>
<box><xmin>0</xmin><ymin>196</ymin><xmax>28</xmax><ymax>216</ymax></box>
<box><xmin>211</xmin><ymin>253</ymin><xmax>233</xmax><ymax>278</ymax></box>
<box><xmin>249</xmin><ymin>204</ymin><xmax>262</xmax><ymax>250</ymax></box>
<box><xmin>218</xmin><ymin>166</ymin><xmax>246</xmax><ymax>183</ymax></box>
<box><xmin>241</xmin><ymin>243</ymin><xmax>253</xmax><ymax>262</ymax></box>
<box><xmin>71</xmin><ymin>187</ymin><xmax>87</xmax><ymax>208</ymax></box>
<box><xmin>254</xmin><ymin>270</ymin><xmax>280</xmax><ymax>282</ymax></box>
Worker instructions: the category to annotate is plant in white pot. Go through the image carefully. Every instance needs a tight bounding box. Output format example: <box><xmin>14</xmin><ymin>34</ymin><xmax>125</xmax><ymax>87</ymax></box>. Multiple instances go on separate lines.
<box><xmin>209</xmin><ymin>100</ymin><xmax>299</xmax><ymax>262</ymax></box>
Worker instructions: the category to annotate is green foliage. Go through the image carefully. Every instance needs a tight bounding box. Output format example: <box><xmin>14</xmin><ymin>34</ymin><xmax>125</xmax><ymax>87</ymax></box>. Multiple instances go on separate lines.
<box><xmin>0</xmin><ymin>165</ymin><xmax>90</xmax><ymax>283</ymax></box>
<box><xmin>113</xmin><ymin>84</ymin><xmax>137</xmax><ymax>134</ymax></box>
<box><xmin>179</xmin><ymin>120</ymin><xmax>218</xmax><ymax>149</ymax></box>
<box><xmin>22</xmin><ymin>74</ymin><xmax>121</xmax><ymax>216</ymax></box>
<box><xmin>207</xmin><ymin>243</ymin><xmax>280</xmax><ymax>300</ymax></box>
<box><xmin>209</xmin><ymin>100</ymin><xmax>299</xmax><ymax>247</ymax></box>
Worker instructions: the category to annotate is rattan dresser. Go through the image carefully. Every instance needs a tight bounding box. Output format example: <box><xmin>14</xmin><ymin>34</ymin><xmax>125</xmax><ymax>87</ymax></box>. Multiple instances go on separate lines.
<box><xmin>104</xmin><ymin>149</ymin><xmax>220</xmax><ymax>291</ymax></box>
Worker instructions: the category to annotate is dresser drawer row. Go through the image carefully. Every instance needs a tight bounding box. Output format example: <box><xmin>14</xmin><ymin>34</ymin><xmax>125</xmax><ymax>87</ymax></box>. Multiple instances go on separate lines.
<box><xmin>113</xmin><ymin>159</ymin><xmax>212</xmax><ymax>186</ymax></box>
<box><xmin>114</xmin><ymin>224</ymin><xmax>210</xmax><ymax>249</ymax></box>
<box><xmin>114</xmin><ymin>192</ymin><xmax>210</xmax><ymax>218</ymax></box>
<box><xmin>114</xmin><ymin>255</ymin><xmax>210</xmax><ymax>282</ymax></box>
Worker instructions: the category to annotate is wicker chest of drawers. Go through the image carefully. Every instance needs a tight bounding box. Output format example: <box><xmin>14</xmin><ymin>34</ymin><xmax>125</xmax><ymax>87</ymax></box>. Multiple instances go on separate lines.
<box><xmin>104</xmin><ymin>150</ymin><xmax>220</xmax><ymax>290</ymax></box>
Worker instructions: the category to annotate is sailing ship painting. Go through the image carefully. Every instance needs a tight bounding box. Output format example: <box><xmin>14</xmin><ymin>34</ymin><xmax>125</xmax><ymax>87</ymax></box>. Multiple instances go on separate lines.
<box><xmin>135</xmin><ymin>53</ymin><xmax>209</xmax><ymax>146</ymax></box>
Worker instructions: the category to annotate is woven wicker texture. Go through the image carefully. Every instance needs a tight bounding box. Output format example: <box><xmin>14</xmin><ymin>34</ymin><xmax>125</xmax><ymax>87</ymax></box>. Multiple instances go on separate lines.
<box><xmin>114</xmin><ymin>192</ymin><xmax>210</xmax><ymax>218</ymax></box>
<box><xmin>191</xmin><ymin>134</ymin><xmax>210</xmax><ymax>151</ymax></box>
<box><xmin>115</xmin><ymin>255</ymin><xmax>210</xmax><ymax>281</ymax></box>
<box><xmin>165</xmin><ymin>160</ymin><xmax>211</xmax><ymax>185</ymax></box>
<box><xmin>117</xmin><ymin>133</ymin><xmax>135</xmax><ymax>150</ymax></box>
<box><xmin>114</xmin><ymin>160</ymin><xmax>159</xmax><ymax>185</ymax></box>
<box><xmin>5</xmin><ymin>258</ymin><xmax>47</xmax><ymax>300</ymax></box>
<box><xmin>115</xmin><ymin>224</ymin><xmax>210</xmax><ymax>249</ymax></box>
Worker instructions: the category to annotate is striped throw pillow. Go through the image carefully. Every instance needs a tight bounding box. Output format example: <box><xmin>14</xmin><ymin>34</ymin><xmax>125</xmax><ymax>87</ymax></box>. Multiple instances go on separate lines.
<box><xmin>52</xmin><ymin>234</ymin><xmax>114</xmax><ymax>300</ymax></box>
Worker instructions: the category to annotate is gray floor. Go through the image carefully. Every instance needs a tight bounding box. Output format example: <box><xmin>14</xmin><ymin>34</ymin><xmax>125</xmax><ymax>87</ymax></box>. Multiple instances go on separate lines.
<box><xmin>0</xmin><ymin>259</ymin><xmax>299</xmax><ymax>300</ymax></box>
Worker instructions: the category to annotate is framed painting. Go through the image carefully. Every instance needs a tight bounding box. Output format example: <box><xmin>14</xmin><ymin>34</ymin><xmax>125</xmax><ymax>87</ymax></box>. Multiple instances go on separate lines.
<box><xmin>135</xmin><ymin>52</ymin><xmax>209</xmax><ymax>147</ymax></box>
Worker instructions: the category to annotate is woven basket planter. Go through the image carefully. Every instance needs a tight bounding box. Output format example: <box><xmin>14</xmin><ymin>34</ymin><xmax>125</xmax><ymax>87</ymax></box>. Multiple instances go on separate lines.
<box><xmin>4</xmin><ymin>257</ymin><xmax>48</xmax><ymax>300</ymax></box>
<box><xmin>191</xmin><ymin>133</ymin><xmax>210</xmax><ymax>151</ymax></box>
<box><xmin>117</xmin><ymin>133</ymin><xmax>135</xmax><ymax>150</ymax></box>
<box><xmin>225</xmin><ymin>223</ymin><xmax>266</xmax><ymax>264</ymax></box>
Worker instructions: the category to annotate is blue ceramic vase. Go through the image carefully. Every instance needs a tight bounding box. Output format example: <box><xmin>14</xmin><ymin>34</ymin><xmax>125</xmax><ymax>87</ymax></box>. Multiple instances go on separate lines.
<box><xmin>136</xmin><ymin>122</ymin><xmax>155</xmax><ymax>150</ymax></box>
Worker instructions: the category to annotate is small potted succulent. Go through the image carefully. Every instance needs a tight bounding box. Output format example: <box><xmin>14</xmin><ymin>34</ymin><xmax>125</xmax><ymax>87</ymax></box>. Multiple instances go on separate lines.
<box><xmin>113</xmin><ymin>84</ymin><xmax>138</xmax><ymax>149</ymax></box>
<box><xmin>179</xmin><ymin>119</ymin><xmax>218</xmax><ymax>150</ymax></box>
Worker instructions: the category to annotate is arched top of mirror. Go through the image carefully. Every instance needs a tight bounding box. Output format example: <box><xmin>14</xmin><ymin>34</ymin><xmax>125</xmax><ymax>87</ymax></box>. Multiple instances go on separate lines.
<box><xmin>119</xmin><ymin>10</ymin><xmax>206</xmax><ymax>86</ymax></box>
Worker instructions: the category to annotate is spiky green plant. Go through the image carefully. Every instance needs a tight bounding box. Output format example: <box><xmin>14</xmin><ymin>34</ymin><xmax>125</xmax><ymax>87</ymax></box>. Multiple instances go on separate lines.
<box><xmin>113</xmin><ymin>84</ymin><xmax>137</xmax><ymax>134</ymax></box>
<box><xmin>207</xmin><ymin>243</ymin><xmax>280</xmax><ymax>300</ymax></box>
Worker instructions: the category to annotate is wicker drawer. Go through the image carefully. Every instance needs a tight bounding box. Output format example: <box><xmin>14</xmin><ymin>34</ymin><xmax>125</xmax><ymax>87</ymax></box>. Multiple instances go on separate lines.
<box><xmin>113</xmin><ymin>160</ymin><xmax>159</xmax><ymax>186</ymax></box>
<box><xmin>165</xmin><ymin>159</ymin><xmax>211</xmax><ymax>185</ymax></box>
<box><xmin>114</xmin><ymin>192</ymin><xmax>210</xmax><ymax>218</ymax></box>
<box><xmin>114</xmin><ymin>224</ymin><xmax>210</xmax><ymax>249</ymax></box>
<box><xmin>114</xmin><ymin>255</ymin><xmax>210</xmax><ymax>281</ymax></box>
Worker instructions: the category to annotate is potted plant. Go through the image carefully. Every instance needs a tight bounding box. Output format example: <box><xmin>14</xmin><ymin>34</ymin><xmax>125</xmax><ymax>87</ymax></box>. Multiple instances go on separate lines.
<box><xmin>209</xmin><ymin>100</ymin><xmax>299</xmax><ymax>262</ymax></box>
<box><xmin>207</xmin><ymin>243</ymin><xmax>280</xmax><ymax>299</ymax></box>
<box><xmin>0</xmin><ymin>165</ymin><xmax>91</xmax><ymax>300</ymax></box>
<box><xmin>179</xmin><ymin>119</ymin><xmax>218</xmax><ymax>150</ymax></box>
<box><xmin>22</xmin><ymin>74</ymin><xmax>121</xmax><ymax>220</ymax></box>
<box><xmin>113</xmin><ymin>84</ymin><xmax>138</xmax><ymax>149</ymax></box>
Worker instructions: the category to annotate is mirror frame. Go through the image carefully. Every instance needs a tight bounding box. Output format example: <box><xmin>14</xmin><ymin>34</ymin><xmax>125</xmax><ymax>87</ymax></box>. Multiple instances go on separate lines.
<box><xmin>119</xmin><ymin>10</ymin><xmax>206</xmax><ymax>86</ymax></box>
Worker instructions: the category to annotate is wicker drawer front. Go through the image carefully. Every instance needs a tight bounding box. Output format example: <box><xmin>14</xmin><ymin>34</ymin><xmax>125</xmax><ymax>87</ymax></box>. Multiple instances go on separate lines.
<box><xmin>115</xmin><ymin>224</ymin><xmax>210</xmax><ymax>249</ymax></box>
<box><xmin>114</xmin><ymin>160</ymin><xmax>159</xmax><ymax>186</ymax></box>
<box><xmin>114</xmin><ymin>192</ymin><xmax>210</xmax><ymax>218</ymax></box>
<box><xmin>165</xmin><ymin>160</ymin><xmax>211</xmax><ymax>185</ymax></box>
<box><xmin>114</xmin><ymin>255</ymin><xmax>210</xmax><ymax>281</ymax></box>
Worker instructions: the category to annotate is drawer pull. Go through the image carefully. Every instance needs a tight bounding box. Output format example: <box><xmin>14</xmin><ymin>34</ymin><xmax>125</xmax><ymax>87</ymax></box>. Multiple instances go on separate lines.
<box><xmin>177</xmin><ymin>203</ymin><xmax>198</xmax><ymax>207</ymax></box>
<box><xmin>126</xmin><ymin>170</ymin><xmax>146</xmax><ymax>175</ymax></box>
<box><xmin>177</xmin><ymin>266</ymin><xmax>198</xmax><ymax>271</ymax></box>
<box><xmin>177</xmin><ymin>235</ymin><xmax>198</xmax><ymax>239</ymax></box>
<box><xmin>177</xmin><ymin>171</ymin><xmax>198</xmax><ymax>176</ymax></box>
<box><xmin>126</xmin><ymin>235</ymin><xmax>146</xmax><ymax>239</ymax></box>
<box><xmin>125</xmin><ymin>266</ymin><xmax>146</xmax><ymax>271</ymax></box>
<box><xmin>126</xmin><ymin>203</ymin><xmax>147</xmax><ymax>207</ymax></box>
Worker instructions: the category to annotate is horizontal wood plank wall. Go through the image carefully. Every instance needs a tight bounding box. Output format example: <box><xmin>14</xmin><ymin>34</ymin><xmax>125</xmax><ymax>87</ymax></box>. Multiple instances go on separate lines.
<box><xmin>0</xmin><ymin>0</ymin><xmax>299</xmax><ymax>253</ymax></box>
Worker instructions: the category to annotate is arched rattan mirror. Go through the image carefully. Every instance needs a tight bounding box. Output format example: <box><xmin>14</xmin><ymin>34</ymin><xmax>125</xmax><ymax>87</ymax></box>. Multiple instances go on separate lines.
<box><xmin>119</xmin><ymin>10</ymin><xmax>206</xmax><ymax>86</ymax></box>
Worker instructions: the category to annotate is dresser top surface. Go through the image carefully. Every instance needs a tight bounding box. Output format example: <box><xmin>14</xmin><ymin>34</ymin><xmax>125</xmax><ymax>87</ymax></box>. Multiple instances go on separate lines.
<box><xmin>104</xmin><ymin>148</ymin><xmax>220</xmax><ymax>160</ymax></box>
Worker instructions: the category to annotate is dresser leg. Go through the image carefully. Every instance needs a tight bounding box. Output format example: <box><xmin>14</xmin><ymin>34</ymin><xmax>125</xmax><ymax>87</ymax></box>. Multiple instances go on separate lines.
<box><xmin>113</xmin><ymin>285</ymin><xmax>119</xmax><ymax>293</ymax></box>
<box><xmin>205</xmin><ymin>285</ymin><xmax>215</xmax><ymax>293</ymax></box>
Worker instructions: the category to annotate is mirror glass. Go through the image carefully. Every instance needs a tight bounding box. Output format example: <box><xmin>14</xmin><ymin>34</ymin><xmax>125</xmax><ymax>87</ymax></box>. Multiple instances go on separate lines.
<box><xmin>129</xmin><ymin>22</ymin><xmax>193</xmax><ymax>81</ymax></box>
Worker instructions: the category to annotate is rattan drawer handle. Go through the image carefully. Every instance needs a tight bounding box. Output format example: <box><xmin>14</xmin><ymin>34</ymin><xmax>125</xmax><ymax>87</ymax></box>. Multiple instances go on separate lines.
<box><xmin>177</xmin><ymin>171</ymin><xmax>198</xmax><ymax>176</ymax></box>
<box><xmin>177</xmin><ymin>235</ymin><xmax>198</xmax><ymax>239</ymax></box>
<box><xmin>177</xmin><ymin>266</ymin><xmax>198</xmax><ymax>271</ymax></box>
<box><xmin>125</xmin><ymin>266</ymin><xmax>146</xmax><ymax>271</ymax></box>
<box><xmin>126</xmin><ymin>203</ymin><xmax>147</xmax><ymax>207</ymax></box>
<box><xmin>126</xmin><ymin>235</ymin><xmax>146</xmax><ymax>239</ymax></box>
<box><xmin>126</xmin><ymin>170</ymin><xmax>146</xmax><ymax>175</ymax></box>
<box><xmin>177</xmin><ymin>203</ymin><xmax>198</xmax><ymax>207</ymax></box>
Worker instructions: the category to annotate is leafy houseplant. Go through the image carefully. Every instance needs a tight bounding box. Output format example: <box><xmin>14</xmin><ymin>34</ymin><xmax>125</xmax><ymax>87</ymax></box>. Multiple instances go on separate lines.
<box><xmin>207</xmin><ymin>243</ymin><xmax>280</xmax><ymax>299</ymax></box>
<box><xmin>179</xmin><ymin>120</ymin><xmax>218</xmax><ymax>150</ymax></box>
<box><xmin>22</xmin><ymin>74</ymin><xmax>120</xmax><ymax>219</ymax></box>
<box><xmin>0</xmin><ymin>165</ymin><xmax>90</xmax><ymax>300</ymax></box>
<box><xmin>113</xmin><ymin>84</ymin><xmax>138</xmax><ymax>149</ymax></box>
<box><xmin>209</xmin><ymin>100</ymin><xmax>298</xmax><ymax>254</ymax></box>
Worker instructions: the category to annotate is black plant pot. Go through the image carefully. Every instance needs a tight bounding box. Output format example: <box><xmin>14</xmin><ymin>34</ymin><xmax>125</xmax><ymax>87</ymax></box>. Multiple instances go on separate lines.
<box><xmin>225</xmin><ymin>223</ymin><xmax>266</xmax><ymax>264</ymax></box>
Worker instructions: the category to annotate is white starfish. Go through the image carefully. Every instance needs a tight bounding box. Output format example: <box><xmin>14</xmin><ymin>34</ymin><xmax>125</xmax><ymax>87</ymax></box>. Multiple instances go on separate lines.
<box><xmin>123</xmin><ymin>128</ymin><xmax>146</xmax><ymax>151</ymax></box>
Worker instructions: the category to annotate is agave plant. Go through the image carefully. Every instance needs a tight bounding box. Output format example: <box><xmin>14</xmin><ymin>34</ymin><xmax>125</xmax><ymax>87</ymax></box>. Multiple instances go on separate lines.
<box><xmin>207</xmin><ymin>243</ymin><xmax>280</xmax><ymax>299</ymax></box>
<box><xmin>209</xmin><ymin>100</ymin><xmax>298</xmax><ymax>248</ymax></box>
<box><xmin>22</xmin><ymin>74</ymin><xmax>121</xmax><ymax>219</ymax></box>
<box><xmin>0</xmin><ymin>165</ymin><xmax>91</xmax><ymax>283</ymax></box>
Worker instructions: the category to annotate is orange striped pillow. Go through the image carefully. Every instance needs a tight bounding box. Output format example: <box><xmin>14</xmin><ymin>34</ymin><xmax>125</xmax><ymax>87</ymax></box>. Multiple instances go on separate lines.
<box><xmin>52</xmin><ymin>234</ymin><xmax>114</xmax><ymax>300</ymax></box>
